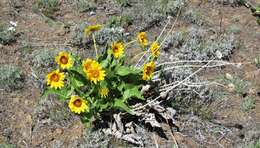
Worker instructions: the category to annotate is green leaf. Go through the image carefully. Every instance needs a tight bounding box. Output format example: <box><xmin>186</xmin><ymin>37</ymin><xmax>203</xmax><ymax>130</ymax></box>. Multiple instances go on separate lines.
<box><xmin>117</xmin><ymin>82</ymin><xmax>125</xmax><ymax>91</ymax></box>
<box><xmin>42</xmin><ymin>87</ymin><xmax>72</xmax><ymax>100</ymax></box>
<box><xmin>69</xmin><ymin>69</ymin><xmax>88</xmax><ymax>88</ymax></box>
<box><xmin>116</xmin><ymin>66</ymin><xmax>140</xmax><ymax>76</ymax></box>
<box><xmin>70</xmin><ymin>76</ymin><xmax>84</xmax><ymax>88</ymax></box>
<box><xmin>101</xmin><ymin>60</ymin><xmax>109</xmax><ymax>68</ymax></box>
<box><xmin>123</xmin><ymin>85</ymin><xmax>144</xmax><ymax>101</ymax></box>
<box><xmin>114</xmin><ymin>98</ymin><xmax>133</xmax><ymax>114</ymax></box>
<box><xmin>81</xmin><ymin>111</ymin><xmax>95</xmax><ymax>128</ymax></box>
<box><xmin>100</xmin><ymin>52</ymin><xmax>112</xmax><ymax>68</ymax></box>
<box><xmin>83</xmin><ymin>87</ymin><xmax>95</xmax><ymax>99</ymax></box>
<box><xmin>100</xmin><ymin>81</ymin><xmax>108</xmax><ymax>88</ymax></box>
<box><xmin>98</xmin><ymin>102</ymin><xmax>111</xmax><ymax>112</ymax></box>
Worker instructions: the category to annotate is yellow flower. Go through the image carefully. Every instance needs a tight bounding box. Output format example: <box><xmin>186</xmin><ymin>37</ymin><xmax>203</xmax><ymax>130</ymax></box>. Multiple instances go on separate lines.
<box><xmin>86</xmin><ymin>63</ymin><xmax>106</xmax><ymax>84</ymax></box>
<box><xmin>69</xmin><ymin>96</ymin><xmax>89</xmax><ymax>114</ymax></box>
<box><xmin>82</xmin><ymin>59</ymin><xmax>98</xmax><ymax>74</ymax></box>
<box><xmin>99</xmin><ymin>87</ymin><xmax>109</xmax><ymax>98</ymax></box>
<box><xmin>84</xmin><ymin>24</ymin><xmax>102</xmax><ymax>37</ymax></box>
<box><xmin>150</xmin><ymin>41</ymin><xmax>160</xmax><ymax>57</ymax></box>
<box><xmin>46</xmin><ymin>69</ymin><xmax>65</xmax><ymax>89</ymax></box>
<box><xmin>55</xmin><ymin>51</ymin><xmax>74</xmax><ymax>69</ymax></box>
<box><xmin>142</xmin><ymin>61</ymin><xmax>155</xmax><ymax>81</ymax></box>
<box><xmin>137</xmin><ymin>32</ymin><xmax>148</xmax><ymax>47</ymax></box>
<box><xmin>111</xmin><ymin>42</ymin><xmax>124</xmax><ymax>59</ymax></box>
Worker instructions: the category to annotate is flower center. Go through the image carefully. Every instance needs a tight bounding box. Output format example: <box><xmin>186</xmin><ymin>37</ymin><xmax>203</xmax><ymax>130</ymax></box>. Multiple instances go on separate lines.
<box><xmin>140</xmin><ymin>35</ymin><xmax>146</xmax><ymax>42</ymax></box>
<box><xmin>73</xmin><ymin>99</ymin><xmax>82</xmax><ymax>107</ymax></box>
<box><xmin>91</xmin><ymin>69</ymin><xmax>100</xmax><ymax>78</ymax></box>
<box><xmin>50</xmin><ymin>73</ymin><xmax>60</xmax><ymax>82</ymax></box>
<box><xmin>113</xmin><ymin>46</ymin><xmax>119</xmax><ymax>53</ymax></box>
<box><xmin>60</xmin><ymin>56</ymin><xmax>68</xmax><ymax>64</ymax></box>
<box><xmin>84</xmin><ymin>64</ymin><xmax>91</xmax><ymax>71</ymax></box>
<box><xmin>145</xmin><ymin>67</ymin><xmax>153</xmax><ymax>75</ymax></box>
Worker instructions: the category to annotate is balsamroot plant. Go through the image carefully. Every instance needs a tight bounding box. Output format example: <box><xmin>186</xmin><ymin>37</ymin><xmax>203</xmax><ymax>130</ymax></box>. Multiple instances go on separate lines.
<box><xmin>43</xmin><ymin>25</ymin><xmax>159</xmax><ymax>125</ymax></box>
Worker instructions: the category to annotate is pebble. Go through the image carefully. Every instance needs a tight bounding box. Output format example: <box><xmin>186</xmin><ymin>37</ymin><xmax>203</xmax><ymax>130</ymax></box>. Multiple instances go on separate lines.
<box><xmin>225</xmin><ymin>73</ymin><xmax>233</xmax><ymax>80</ymax></box>
<box><xmin>90</xmin><ymin>11</ymin><xmax>96</xmax><ymax>16</ymax></box>
<box><xmin>55</xmin><ymin>128</ymin><xmax>63</xmax><ymax>135</ymax></box>
<box><xmin>227</xmin><ymin>83</ymin><xmax>235</xmax><ymax>92</ymax></box>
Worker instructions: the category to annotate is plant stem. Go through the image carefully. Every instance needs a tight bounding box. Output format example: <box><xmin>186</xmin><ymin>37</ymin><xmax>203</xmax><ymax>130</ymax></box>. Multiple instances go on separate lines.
<box><xmin>92</xmin><ymin>34</ymin><xmax>98</xmax><ymax>59</ymax></box>
<box><xmin>125</xmin><ymin>40</ymin><xmax>136</xmax><ymax>47</ymax></box>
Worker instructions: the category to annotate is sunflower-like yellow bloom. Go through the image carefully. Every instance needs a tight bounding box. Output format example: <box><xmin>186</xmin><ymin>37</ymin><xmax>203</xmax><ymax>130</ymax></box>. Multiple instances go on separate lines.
<box><xmin>150</xmin><ymin>41</ymin><xmax>160</xmax><ymax>57</ymax></box>
<box><xmin>68</xmin><ymin>96</ymin><xmax>89</xmax><ymax>114</ymax></box>
<box><xmin>111</xmin><ymin>42</ymin><xmax>124</xmax><ymax>59</ymax></box>
<box><xmin>84</xmin><ymin>24</ymin><xmax>102</xmax><ymax>37</ymax></box>
<box><xmin>46</xmin><ymin>69</ymin><xmax>65</xmax><ymax>89</ymax></box>
<box><xmin>142</xmin><ymin>61</ymin><xmax>155</xmax><ymax>81</ymax></box>
<box><xmin>137</xmin><ymin>32</ymin><xmax>148</xmax><ymax>47</ymax></box>
<box><xmin>85</xmin><ymin>62</ymin><xmax>106</xmax><ymax>84</ymax></box>
<box><xmin>99</xmin><ymin>87</ymin><xmax>109</xmax><ymax>98</ymax></box>
<box><xmin>55</xmin><ymin>51</ymin><xmax>74</xmax><ymax>69</ymax></box>
<box><xmin>82</xmin><ymin>59</ymin><xmax>98</xmax><ymax>74</ymax></box>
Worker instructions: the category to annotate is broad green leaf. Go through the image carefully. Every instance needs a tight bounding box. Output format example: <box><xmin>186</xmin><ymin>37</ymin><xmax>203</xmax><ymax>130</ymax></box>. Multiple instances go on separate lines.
<box><xmin>112</xmin><ymin>81</ymin><xmax>118</xmax><ymax>88</ymax></box>
<box><xmin>83</xmin><ymin>87</ymin><xmax>95</xmax><ymax>99</ymax></box>
<box><xmin>66</xmin><ymin>87</ymin><xmax>74</xmax><ymax>98</ymax></box>
<box><xmin>117</xmin><ymin>82</ymin><xmax>126</xmax><ymax>91</ymax></box>
<box><xmin>114</xmin><ymin>98</ymin><xmax>133</xmax><ymax>114</ymax></box>
<box><xmin>81</xmin><ymin>111</ymin><xmax>95</xmax><ymax>128</ymax></box>
<box><xmin>100</xmin><ymin>58</ymin><xmax>109</xmax><ymax>68</ymax></box>
<box><xmin>111</xmin><ymin>58</ymin><xmax>118</xmax><ymax>68</ymax></box>
<box><xmin>123</xmin><ymin>85</ymin><xmax>144</xmax><ymax>101</ymax></box>
<box><xmin>69</xmin><ymin>69</ymin><xmax>88</xmax><ymax>87</ymax></box>
<box><xmin>116</xmin><ymin>66</ymin><xmax>140</xmax><ymax>76</ymax></box>
<box><xmin>70</xmin><ymin>76</ymin><xmax>84</xmax><ymax>88</ymax></box>
<box><xmin>98</xmin><ymin>102</ymin><xmax>111</xmax><ymax>112</ymax></box>
<box><xmin>100</xmin><ymin>81</ymin><xmax>108</xmax><ymax>88</ymax></box>
<box><xmin>42</xmin><ymin>87</ymin><xmax>70</xmax><ymax>100</ymax></box>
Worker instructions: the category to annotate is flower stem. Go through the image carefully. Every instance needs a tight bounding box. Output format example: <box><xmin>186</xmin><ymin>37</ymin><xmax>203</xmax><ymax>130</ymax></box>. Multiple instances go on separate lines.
<box><xmin>125</xmin><ymin>40</ymin><xmax>136</xmax><ymax>47</ymax></box>
<box><xmin>92</xmin><ymin>34</ymin><xmax>98</xmax><ymax>59</ymax></box>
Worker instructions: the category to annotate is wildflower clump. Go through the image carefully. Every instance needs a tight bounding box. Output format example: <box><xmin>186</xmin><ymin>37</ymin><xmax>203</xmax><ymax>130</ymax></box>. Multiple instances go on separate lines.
<box><xmin>43</xmin><ymin>27</ymin><xmax>161</xmax><ymax>125</ymax></box>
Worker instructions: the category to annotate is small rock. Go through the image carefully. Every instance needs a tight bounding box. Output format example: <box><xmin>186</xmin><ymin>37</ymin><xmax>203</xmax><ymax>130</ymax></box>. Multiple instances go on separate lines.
<box><xmin>55</xmin><ymin>128</ymin><xmax>63</xmax><ymax>135</ymax></box>
<box><xmin>141</xmin><ymin>85</ymin><xmax>151</xmax><ymax>94</ymax></box>
<box><xmin>160</xmin><ymin>91</ymin><xmax>168</xmax><ymax>99</ymax></box>
<box><xmin>216</xmin><ymin>50</ymin><xmax>223</xmax><ymax>59</ymax></box>
<box><xmin>249</xmin><ymin>88</ymin><xmax>256</xmax><ymax>95</ymax></box>
<box><xmin>236</xmin><ymin>63</ymin><xmax>242</xmax><ymax>68</ymax></box>
<box><xmin>90</xmin><ymin>11</ymin><xmax>96</xmax><ymax>16</ymax></box>
<box><xmin>225</xmin><ymin>73</ymin><xmax>233</xmax><ymax>80</ymax></box>
<box><xmin>227</xmin><ymin>83</ymin><xmax>235</xmax><ymax>92</ymax></box>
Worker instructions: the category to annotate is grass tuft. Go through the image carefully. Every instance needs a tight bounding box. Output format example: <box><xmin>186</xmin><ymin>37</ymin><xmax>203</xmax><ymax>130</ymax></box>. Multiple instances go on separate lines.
<box><xmin>76</xmin><ymin>0</ymin><xmax>97</xmax><ymax>12</ymax></box>
<box><xmin>241</xmin><ymin>96</ymin><xmax>256</xmax><ymax>112</ymax></box>
<box><xmin>0</xmin><ymin>65</ymin><xmax>23</xmax><ymax>91</ymax></box>
<box><xmin>0</xmin><ymin>22</ymin><xmax>16</xmax><ymax>45</ymax></box>
<box><xmin>32</xmin><ymin>0</ymin><xmax>59</xmax><ymax>19</ymax></box>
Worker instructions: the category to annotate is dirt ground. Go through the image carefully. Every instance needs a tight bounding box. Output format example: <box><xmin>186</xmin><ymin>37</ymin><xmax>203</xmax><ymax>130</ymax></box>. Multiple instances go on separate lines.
<box><xmin>0</xmin><ymin>0</ymin><xmax>260</xmax><ymax>147</ymax></box>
